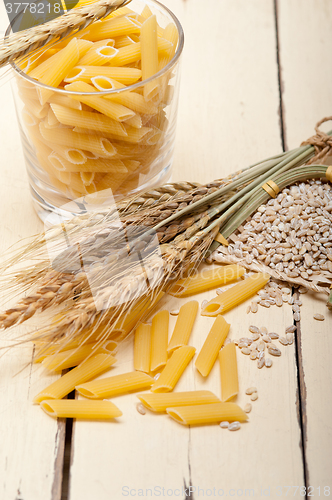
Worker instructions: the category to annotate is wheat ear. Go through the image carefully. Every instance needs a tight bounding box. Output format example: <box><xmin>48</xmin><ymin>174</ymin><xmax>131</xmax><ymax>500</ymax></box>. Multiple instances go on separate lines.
<box><xmin>0</xmin><ymin>0</ymin><xmax>131</xmax><ymax>69</ymax></box>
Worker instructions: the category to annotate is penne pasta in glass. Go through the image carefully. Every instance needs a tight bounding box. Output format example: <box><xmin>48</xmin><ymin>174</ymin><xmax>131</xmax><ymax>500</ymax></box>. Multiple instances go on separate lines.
<box><xmin>86</xmin><ymin>15</ymin><xmax>141</xmax><ymax>42</ymax></box>
<box><xmin>195</xmin><ymin>315</ymin><xmax>230</xmax><ymax>377</ymax></box>
<box><xmin>78</xmin><ymin>46</ymin><xmax>119</xmax><ymax>66</ymax></box>
<box><xmin>64</xmin><ymin>65</ymin><xmax>142</xmax><ymax>85</ymax></box>
<box><xmin>150</xmin><ymin>310</ymin><xmax>169</xmax><ymax>372</ymax></box>
<box><xmin>33</xmin><ymin>354</ymin><xmax>116</xmax><ymax>404</ymax></box>
<box><xmin>141</xmin><ymin>15</ymin><xmax>159</xmax><ymax>101</ymax></box>
<box><xmin>201</xmin><ymin>273</ymin><xmax>271</xmax><ymax>316</ymax></box>
<box><xmin>134</xmin><ymin>323</ymin><xmax>152</xmax><ymax>373</ymax></box>
<box><xmin>166</xmin><ymin>402</ymin><xmax>248</xmax><ymax>426</ymax></box>
<box><xmin>151</xmin><ymin>346</ymin><xmax>196</xmax><ymax>393</ymax></box>
<box><xmin>169</xmin><ymin>265</ymin><xmax>246</xmax><ymax>297</ymax></box>
<box><xmin>219</xmin><ymin>342</ymin><xmax>239</xmax><ymax>402</ymax></box>
<box><xmin>137</xmin><ymin>390</ymin><xmax>221</xmax><ymax>412</ymax></box>
<box><xmin>40</xmin><ymin>400</ymin><xmax>122</xmax><ymax>420</ymax></box>
<box><xmin>167</xmin><ymin>301</ymin><xmax>198</xmax><ymax>353</ymax></box>
<box><xmin>76</xmin><ymin>371</ymin><xmax>153</xmax><ymax>398</ymax></box>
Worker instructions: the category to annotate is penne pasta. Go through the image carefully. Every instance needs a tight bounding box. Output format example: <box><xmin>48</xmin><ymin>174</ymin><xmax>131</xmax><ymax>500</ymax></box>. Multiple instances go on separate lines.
<box><xmin>33</xmin><ymin>353</ymin><xmax>116</xmax><ymax>404</ymax></box>
<box><xmin>219</xmin><ymin>342</ymin><xmax>239</xmax><ymax>402</ymax></box>
<box><xmin>150</xmin><ymin>310</ymin><xmax>169</xmax><ymax>372</ymax></box>
<box><xmin>201</xmin><ymin>273</ymin><xmax>270</xmax><ymax>316</ymax></box>
<box><xmin>141</xmin><ymin>15</ymin><xmax>159</xmax><ymax>101</ymax></box>
<box><xmin>65</xmin><ymin>81</ymin><xmax>136</xmax><ymax>121</ymax></box>
<box><xmin>46</xmin><ymin>93</ymin><xmax>82</xmax><ymax>110</ymax></box>
<box><xmin>39</xmin><ymin>122</ymin><xmax>117</xmax><ymax>158</ymax></box>
<box><xmin>78</xmin><ymin>45</ymin><xmax>119</xmax><ymax>66</ymax></box>
<box><xmin>86</xmin><ymin>15</ymin><xmax>141</xmax><ymax>41</ymax></box>
<box><xmin>107</xmin><ymin>39</ymin><xmax>172</xmax><ymax>67</ymax></box>
<box><xmin>40</xmin><ymin>399</ymin><xmax>122</xmax><ymax>419</ymax></box>
<box><xmin>137</xmin><ymin>390</ymin><xmax>221</xmax><ymax>412</ymax></box>
<box><xmin>167</xmin><ymin>301</ymin><xmax>198</xmax><ymax>353</ymax></box>
<box><xmin>49</xmin><ymin>153</ymin><xmax>127</xmax><ymax>173</ymax></box>
<box><xmin>47</xmin><ymin>143</ymin><xmax>87</xmax><ymax>164</ymax></box>
<box><xmin>64</xmin><ymin>65</ymin><xmax>142</xmax><ymax>85</ymax></box>
<box><xmin>158</xmin><ymin>22</ymin><xmax>179</xmax><ymax>71</ymax></box>
<box><xmin>195</xmin><ymin>316</ymin><xmax>230</xmax><ymax>377</ymax></box>
<box><xmin>134</xmin><ymin>323</ymin><xmax>151</xmax><ymax>373</ymax></box>
<box><xmin>76</xmin><ymin>371</ymin><xmax>153</xmax><ymax>398</ymax></box>
<box><xmin>42</xmin><ymin>342</ymin><xmax>116</xmax><ymax>371</ymax></box>
<box><xmin>125</xmin><ymin>113</ymin><xmax>142</xmax><ymax>129</ymax></box>
<box><xmin>168</xmin><ymin>265</ymin><xmax>246</xmax><ymax>297</ymax></box>
<box><xmin>166</xmin><ymin>402</ymin><xmax>248</xmax><ymax>426</ymax></box>
<box><xmin>151</xmin><ymin>346</ymin><xmax>196</xmax><ymax>393</ymax></box>
<box><xmin>113</xmin><ymin>35</ymin><xmax>136</xmax><ymax>48</ymax></box>
<box><xmin>34</xmin><ymin>340</ymin><xmax>117</xmax><ymax>363</ymax></box>
<box><xmin>50</xmin><ymin>104</ymin><xmax>127</xmax><ymax>137</ymax></box>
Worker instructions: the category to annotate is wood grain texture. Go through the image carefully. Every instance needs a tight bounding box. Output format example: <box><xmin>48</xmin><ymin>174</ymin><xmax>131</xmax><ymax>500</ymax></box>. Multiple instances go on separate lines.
<box><xmin>278</xmin><ymin>0</ymin><xmax>332</xmax><ymax>488</ymax></box>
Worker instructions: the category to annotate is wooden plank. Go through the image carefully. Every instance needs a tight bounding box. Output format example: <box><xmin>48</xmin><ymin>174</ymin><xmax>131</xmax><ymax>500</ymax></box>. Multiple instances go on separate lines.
<box><xmin>277</xmin><ymin>0</ymin><xmax>332</xmax><ymax>487</ymax></box>
<box><xmin>0</xmin><ymin>5</ymin><xmax>66</xmax><ymax>499</ymax></box>
<box><xmin>68</xmin><ymin>1</ymin><xmax>305</xmax><ymax>498</ymax></box>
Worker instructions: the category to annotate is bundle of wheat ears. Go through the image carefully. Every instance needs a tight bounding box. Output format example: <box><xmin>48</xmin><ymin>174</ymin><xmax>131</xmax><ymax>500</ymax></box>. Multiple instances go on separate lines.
<box><xmin>0</xmin><ymin>119</ymin><xmax>332</xmax><ymax>355</ymax></box>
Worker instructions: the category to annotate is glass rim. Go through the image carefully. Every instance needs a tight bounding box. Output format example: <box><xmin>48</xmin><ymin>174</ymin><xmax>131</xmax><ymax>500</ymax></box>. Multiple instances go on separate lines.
<box><xmin>6</xmin><ymin>0</ymin><xmax>184</xmax><ymax>97</ymax></box>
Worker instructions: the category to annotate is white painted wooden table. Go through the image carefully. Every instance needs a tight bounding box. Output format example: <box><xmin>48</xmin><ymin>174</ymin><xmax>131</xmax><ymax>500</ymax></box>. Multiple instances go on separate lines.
<box><xmin>1</xmin><ymin>1</ymin><xmax>332</xmax><ymax>499</ymax></box>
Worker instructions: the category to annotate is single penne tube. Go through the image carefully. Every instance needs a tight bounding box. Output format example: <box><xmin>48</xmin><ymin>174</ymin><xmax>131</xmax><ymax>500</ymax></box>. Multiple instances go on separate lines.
<box><xmin>137</xmin><ymin>390</ymin><xmax>221</xmax><ymax>412</ymax></box>
<box><xmin>40</xmin><ymin>399</ymin><xmax>122</xmax><ymax>419</ymax></box>
<box><xmin>201</xmin><ymin>273</ymin><xmax>270</xmax><ymax>316</ymax></box>
<box><xmin>134</xmin><ymin>323</ymin><xmax>151</xmax><ymax>373</ymax></box>
<box><xmin>49</xmin><ymin>153</ymin><xmax>127</xmax><ymax>173</ymax></box>
<box><xmin>108</xmin><ymin>38</ymin><xmax>172</xmax><ymax>67</ymax></box>
<box><xmin>39</xmin><ymin>122</ymin><xmax>117</xmax><ymax>158</ymax></box>
<box><xmin>46</xmin><ymin>93</ymin><xmax>82</xmax><ymax>110</ymax></box>
<box><xmin>166</xmin><ymin>402</ymin><xmax>248</xmax><ymax>426</ymax></box>
<box><xmin>34</xmin><ymin>340</ymin><xmax>117</xmax><ymax>363</ymax></box>
<box><xmin>150</xmin><ymin>310</ymin><xmax>169</xmax><ymax>372</ymax></box>
<box><xmin>167</xmin><ymin>301</ymin><xmax>198</xmax><ymax>353</ymax></box>
<box><xmin>195</xmin><ymin>315</ymin><xmax>230</xmax><ymax>377</ymax></box>
<box><xmin>81</xmin><ymin>171</ymin><xmax>95</xmax><ymax>186</ymax></box>
<box><xmin>47</xmin><ymin>143</ymin><xmax>87</xmax><ymax>165</ymax></box>
<box><xmin>37</xmin><ymin>38</ymin><xmax>81</xmax><ymax>104</ymax></box>
<box><xmin>141</xmin><ymin>15</ymin><xmax>159</xmax><ymax>101</ymax></box>
<box><xmin>78</xmin><ymin>46</ymin><xmax>119</xmax><ymax>66</ymax></box>
<box><xmin>65</xmin><ymin>81</ymin><xmax>136</xmax><ymax>122</ymax></box>
<box><xmin>151</xmin><ymin>346</ymin><xmax>196</xmax><ymax>393</ymax></box>
<box><xmin>50</xmin><ymin>104</ymin><xmax>127</xmax><ymax>137</ymax></box>
<box><xmin>125</xmin><ymin>113</ymin><xmax>142</xmax><ymax>129</ymax></box>
<box><xmin>33</xmin><ymin>353</ymin><xmax>116</xmax><ymax>403</ymax></box>
<box><xmin>158</xmin><ymin>22</ymin><xmax>179</xmax><ymax>71</ymax></box>
<box><xmin>113</xmin><ymin>35</ymin><xmax>136</xmax><ymax>48</ymax></box>
<box><xmin>23</xmin><ymin>97</ymin><xmax>49</xmax><ymax>119</ymax></box>
<box><xmin>168</xmin><ymin>265</ymin><xmax>246</xmax><ymax>297</ymax></box>
<box><xmin>86</xmin><ymin>15</ymin><xmax>141</xmax><ymax>41</ymax></box>
<box><xmin>64</xmin><ymin>65</ymin><xmax>142</xmax><ymax>85</ymax></box>
<box><xmin>76</xmin><ymin>371</ymin><xmax>153</xmax><ymax>398</ymax></box>
<box><xmin>219</xmin><ymin>342</ymin><xmax>239</xmax><ymax>402</ymax></box>
<box><xmin>46</xmin><ymin>107</ymin><xmax>59</xmax><ymax>127</ymax></box>
<box><xmin>42</xmin><ymin>341</ymin><xmax>115</xmax><ymax>371</ymax></box>
<box><xmin>94</xmin><ymin>171</ymin><xmax>128</xmax><ymax>193</ymax></box>
<box><xmin>90</xmin><ymin>38</ymin><xmax>116</xmax><ymax>49</ymax></box>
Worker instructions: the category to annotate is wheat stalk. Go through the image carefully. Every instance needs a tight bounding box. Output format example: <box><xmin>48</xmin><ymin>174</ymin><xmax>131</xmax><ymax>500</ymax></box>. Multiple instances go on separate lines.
<box><xmin>0</xmin><ymin>0</ymin><xmax>131</xmax><ymax>69</ymax></box>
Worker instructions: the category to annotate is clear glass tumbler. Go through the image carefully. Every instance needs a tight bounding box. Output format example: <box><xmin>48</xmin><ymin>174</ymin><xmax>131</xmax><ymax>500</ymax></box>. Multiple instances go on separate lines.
<box><xmin>8</xmin><ymin>0</ymin><xmax>184</xmax><ymax>223</ymax></box>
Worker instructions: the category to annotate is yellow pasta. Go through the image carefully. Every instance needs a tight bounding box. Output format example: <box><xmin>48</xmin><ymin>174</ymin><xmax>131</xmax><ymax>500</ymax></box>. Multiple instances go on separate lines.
<box><xmin>49</xmin><ymin>153</ymin><xmax>127</xmax><ymax>173</ymax></box>
<box><xmin>79</xmin><ymin>45</ymin><xmax>119</xmax><ymax>66</ymax></box>
<box><xmin>201</xmin><ymin>273</ymin><xmax>271</xmax><ymax>316</ymax></box>
<box><xmin>39</xmin><ymin>122</ymin><xmax>117</xmax><ymax>158</ymax></box>
<box><xmin>86</xmin><ymin>15</ymin><xmax>141</xmax><ymax>41</ymax></box>
<box><xmin>113</xmin><ymin>35</ymin><xmax>136</xmax><ymax>48</ymax></box>
<box><xmin>48</xmin><ymin>143</ymin><xmax>87</xmax><ymax>164</ymax></box>
<box><xmin>34</xmin><ymin>340</ymin><xmax>117</xmax><ymax>363</ymax></box>
<box><xmin>151</xmin><ymin>346</ymin><xmax>196</xmax><ymax>393</ymax></box>
<box><xmin>167</xmin><ymin>301</ymin><xmax>198</xmax><ymax>353</ymax></box>
<box><xmin>137</xmin><ymin>390</ymin><xmax>221</xmax><ymax>412</ymax></box>
<box><xmin>65</xmin><ymin>81</ymin><xmax>136</xmax><ymax>121</ymax></box>
<box><xmin>219</xmin><ymin>342</ymin><xmax>239</xmax><ymax>402</ymax></box>
<box><xmin>141</xmin><ymin>15</ymin><xmax>159</xmax><ymax>100</ymax></box>
<box><xmin>166</xmin><ymin>402</ymin><xmax>248</xmax><ymax>426</ymax></box>
<box><xmin>158</xmin><ymin>22</ymin><xmax>179</xmax><ymax>70</ymax></box>
<box><xmin>169</xmin><ymin>265</ymin><xmax>246</xmax><ymax>297</ymax></box>
<box><xmin>33</xmin><ymin>353</ymin><xmax>116</xmax><ymax>403</ymax></box>
<box><xmin>76</xmin><ymin>371</ymin><xmax>153</xmax><ymax>398</ymax></box>
<box><xmin>46</xmin><ymin>93</ymin><xmax>82</xmax><ymax>110</ymax></box>
<box><xmin>40</xmin><ymin>400</ymin><xmax>122</xmax><ymax>419</ymax></box>
<box><xmin>150</xmin><ymin>310</ymin><xmax>169</xmax><ymax>372</ymax></box>
<box><xmin>50</xmin><ymin>104</ymin><xmax>127</xmax><ymax>137</ymax></box>
<box><xmin>107</xmin><ymin>38</ymin><xmax>172</xmax><ymax>67</ymax></box>
<box><xmin>64</xmin><ymin>65</ymin><xmax>142</xmax><ymax>85</ymax></box>
<box><xmin>42</xmin><ymin>342</ymin><xmax>116</xmax><ymax>372</ymax></box>
<box><xmin>134</xmin><ymin>323</ymin><xmax>151</xmax><ymax>373</ymax></box>
<box><xmin>195</xmin><ymin>315</ymin><xmax>230</xmax><ymax>377</ymax></box>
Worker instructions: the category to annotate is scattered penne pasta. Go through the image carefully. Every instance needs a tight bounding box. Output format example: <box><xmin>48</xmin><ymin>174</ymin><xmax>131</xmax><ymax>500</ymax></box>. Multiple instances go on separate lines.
<box><xmin>219</xmin><ymin>342</ymin><xmax>239</xmax><ymax>402</ymax></box>
<box><xmin>42</xmin><ymin>342</ymin><xmax>116</xmax><ymax>372</ymax></box>
<box><xmin>166</xmin><ymin>402</ymin><xmax>248</xmax><ymax>426</ymax></box>
<box><xmin>167</xmin><ymin>301</ymin><xmax>198</xmax><ymax>353</ymax></box>
<box><xmin>150</xmin><ymin>310</ymin><xmax>169</xmax><ymax>372</ymax></box>
<box><xmin>40</xmin><ymin>399</ymin><xmax>122</xmax><ymax>419</ymax></box>
<box><xmin>76</xmin><ymin>371</ymin><xmax>153</xmax><ymax>399</ymax></box>
<box><xmin>151</xmin><ymin>346</ymin><xmax>196</xmax><ymax>393</ymax></box>
<box><xmin>134</xmin><ymin>323</ymin><xmax>152</xmax><ymax>373</ymax></box>
<box><xmin>201</xmin><ymin>273</ymin><xmax>270</xmax><ymax>316</ymax></box>
<box><xmin>168</xmin><ymin>265</ymin><xmax>245</xmax><ymax>297</ymax></box>
<box><xmin>137</xmin><ymin>390</ymin><xmax>221</xmax><ymax>412</ymax></box>
<box><xmin>195</xmin><ymin>315</ymin><xmax>230</xmax><ymax>377</ymax></box>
